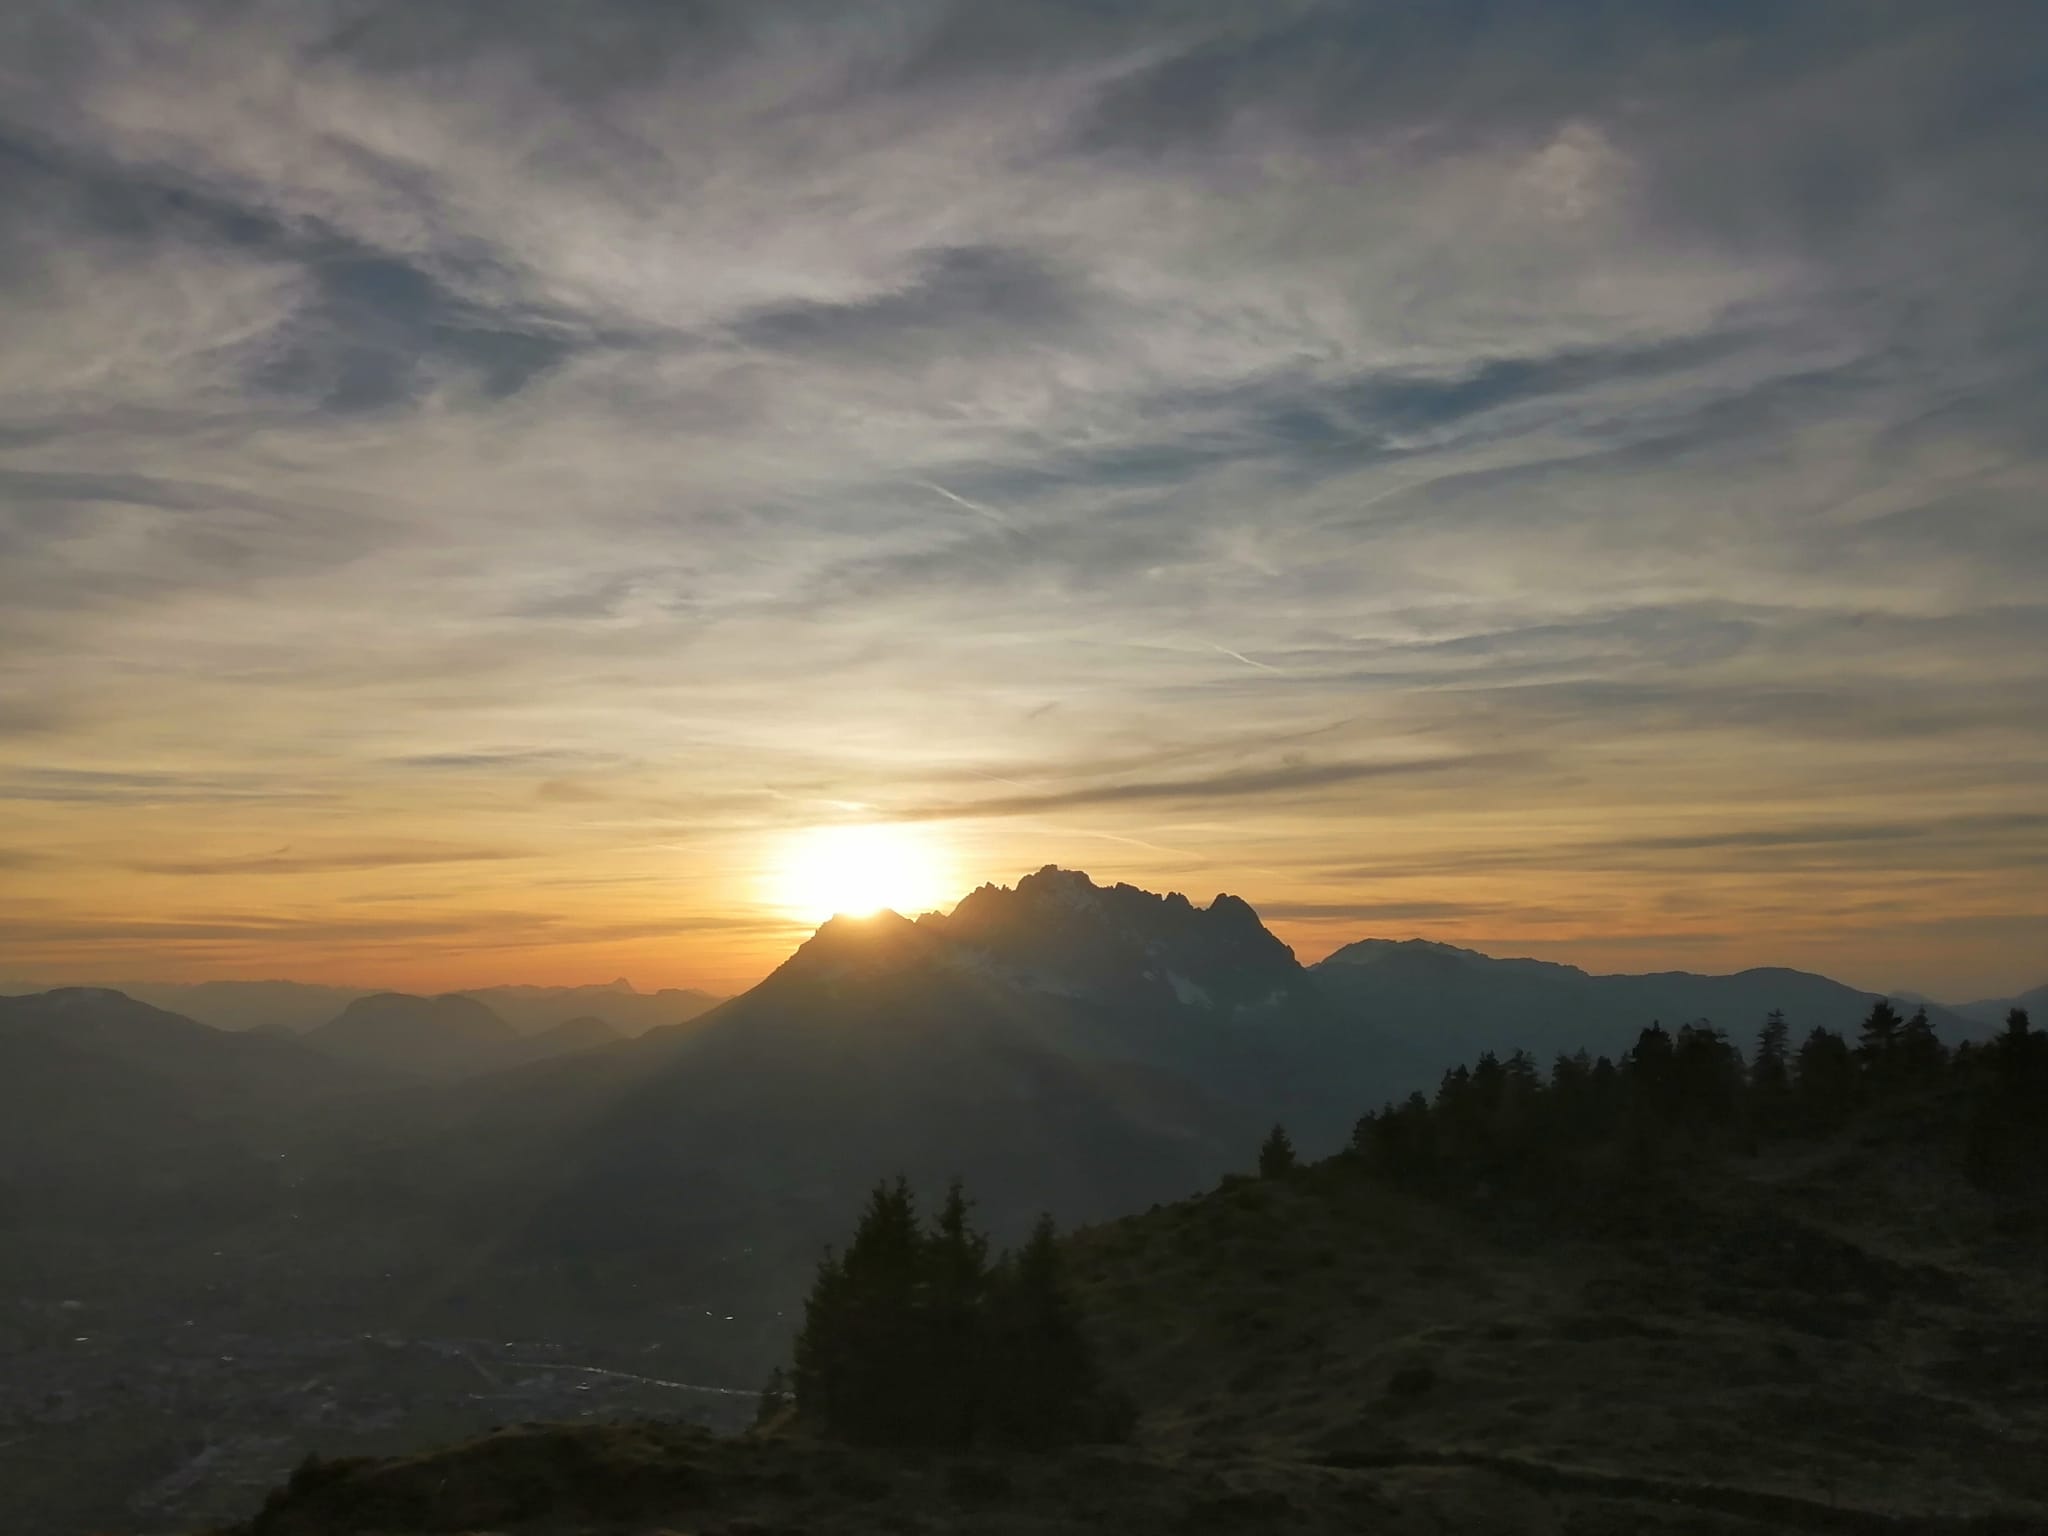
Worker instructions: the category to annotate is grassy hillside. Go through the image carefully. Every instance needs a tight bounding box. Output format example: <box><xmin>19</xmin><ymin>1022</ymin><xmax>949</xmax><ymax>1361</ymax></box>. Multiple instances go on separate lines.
<box><xmin>198</xmin><ymin>1095</ymin><xmax>2046</xmax><ymax>1536</ymax></box>
<box><xmin>1066</xmin><ymin>1106</ymin><xmax>2047</xmax><ymax>1522</ymax></box>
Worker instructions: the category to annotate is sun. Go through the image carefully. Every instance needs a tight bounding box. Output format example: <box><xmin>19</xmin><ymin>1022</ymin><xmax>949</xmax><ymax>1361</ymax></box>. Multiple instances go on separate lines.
<box><xmin>770</xmin><ymin>823</ymin><xmax>958</xmax><ymax>926</ymax></box>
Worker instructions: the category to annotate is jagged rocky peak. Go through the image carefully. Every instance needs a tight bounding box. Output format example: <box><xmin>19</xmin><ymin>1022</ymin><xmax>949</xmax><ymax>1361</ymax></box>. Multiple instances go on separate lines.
<box><xmin>951</xmin><ymin>866</ymin><xmax>1279</xmax><ymax>937</ymax></box>
<box><xmin>923</xmin><ymin>867</ymin><xmax>1302</xmax><ymax>1007</ymax></box>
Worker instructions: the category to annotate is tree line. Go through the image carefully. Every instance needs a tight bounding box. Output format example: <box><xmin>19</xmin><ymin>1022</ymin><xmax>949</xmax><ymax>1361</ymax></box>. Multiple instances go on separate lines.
<box><xmin>780</xmin><ymin>1003</ymin><xmax>2042</xmax><ymax>1449</ymax></box>
<box><xmin>1332</xmin><ymin>1002</ymin><xmax>2043</xmax><ymax>1193</ymax></box>
<box><xmin>773</xmin><ymin>1178</ymin><xmax>1132</xmax><ymax>1449</ymax></box>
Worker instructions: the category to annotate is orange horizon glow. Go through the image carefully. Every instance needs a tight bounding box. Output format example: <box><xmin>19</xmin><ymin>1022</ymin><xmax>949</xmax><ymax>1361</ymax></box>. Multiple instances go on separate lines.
<box><xmin>5</xmin><ymin>813</ymin><xmax>2042</xmax><ymax>1002</ymax></box>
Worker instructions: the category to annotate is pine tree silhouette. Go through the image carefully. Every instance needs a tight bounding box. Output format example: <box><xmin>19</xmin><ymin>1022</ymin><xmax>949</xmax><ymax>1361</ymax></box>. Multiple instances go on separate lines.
<box><xmin>1751</xmin><ymin>1010</ymin><xmax>1792</xmax><ymax>1129</ymax></box>
<box><xmin>792</xmin><ymin>1178</ymin><xmax>923</xmax><ymax>1442</ymax></box>
<box><xmin>985</xmin><ymin>1214</ymin><xmax>1103</xmax><ymax>1448</ymax></box>
<box><xmin>924</xmin><ymin>1179</ymin><xmax>991</xmax><ymax>1444</ymax></box>
<box><xmin>1855</xmin><ymin>1000</ymin><xmax>1905</xmax><ymax>1088</ymax></box>
<box><xmin>1796</xmin><ymin>1027</ymin><xmax>1857</xmax><ymax>1130</ymax></box>
<box><xmin>1966</xmin><ymin>1009</ymin><xmax>2047</xmax><ymax>1190</ymax></box>
<box><xmin>1898</xmin><ymin>1006</ymin><xmax>1947</xmax><ymax>1081</ymax></box>
<box><xmin>1257</xmin><ymin>1122</ymin><xmax>1298</xmax><ymax>1178</ymax></box>
<box><xmin>788</xmin><ymin>1178</ymin><xmax>1118</xmax><ymax>1448</ymax></box>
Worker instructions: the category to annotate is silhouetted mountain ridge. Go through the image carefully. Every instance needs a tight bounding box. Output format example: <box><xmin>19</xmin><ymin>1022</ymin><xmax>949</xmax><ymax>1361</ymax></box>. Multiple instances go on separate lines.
<box><xmin>1954</xmin><ymin>982</ymin><xmax>2048</xmax><ymax>1027</ymax></box>
<box><xmin>0</xmin><ymin>988</ymin><xmax>389</xmax><ymax>1210</ymax></box>
<box><xmin>53</xmin><ymin>976</ymin><xmax>723</xmax><ymax>1038</ymax></box>
<box><xmin>1310</xmin><ymin>936</ymin><xmax>1985</xmax><ymax>1075</ymax></box>
<box><xmin>298</xmin><ymin>991</ymin><xmax>639</xmax><ymax>1078</ymax></box>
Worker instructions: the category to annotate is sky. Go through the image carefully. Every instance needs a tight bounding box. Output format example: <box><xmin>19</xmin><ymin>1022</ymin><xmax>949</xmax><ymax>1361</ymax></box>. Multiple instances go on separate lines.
<box><xmin>1</xmin><ymin>1</ymin><xmax>2044</xmax><ymax>1001</ymax></box>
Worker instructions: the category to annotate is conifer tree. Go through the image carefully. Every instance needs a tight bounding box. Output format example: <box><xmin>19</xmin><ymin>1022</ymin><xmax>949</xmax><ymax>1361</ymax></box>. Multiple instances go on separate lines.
<box><xmin>1855</xmin><ymin>1000</ymin><xmax>1905</xmax><ymax>1088</ymax></box>
<box><xmin>1796</xmin><ymin>1026</ymin><xmax>1857</xmax><ymax>1130</ymax></box>
<box><xmin>1751</xmin><ymin>1010</ymin><xmax>1792</xmax><ymax>1127</ymax></box>
<box><xmin>1356</xmin><ymin>1094</ymin><xmax>1435</xmax><ymax>1180</ymax></box>
<box><xmin>924</xmin><ymin>1179</ymin><xmax>990</xmax><ymax>1443</ymax></box>
<box><xmin>1349</xmin><ymin>1109</ymin><xmax>1379</xmax><ymax>1159</ymax></box>
<box><xmin>984</xmin><ymin>1214</ymin><xmax>1101</xmax><ymax>1448</ymax></box>
<box><xmin>1494</xmin><ymin>1049</ymin><xmax>1546</xmax><ymax>1169</ymax></box>
<box><xmin>1966</xmin><ymin>1009</ymin><xmax>2047</xmax><ymax>1190</ymax></box>
<box><xmin>789</xmin><ymin>1178</ymin><xmax>1116</xmax><ymax>1449</ymax></box>
<box><xmin>792</xmin><ymin>1178</ymin><xmax>923</xmax><ymax>1442</ymax></box>
<box><xmin>1898</xmin><ymin>1006</ymin><xmax>1947</xmax><ymax>1081</ymax></box>
<box><xmin>1548</xmin><ymin>1051</ymin><xmax>1594</xmax><ymax>1148</ymax></box>
<box><xmin>1588</xmin><ymin>1054</ymin><xmax>1622</xmax><ymax>1136</ymax></box>
<box><xmin>1618</xmin><ymin>1024</ymin><xmax>1679</xmax><ymax>1161</ymax></box>
<box><xmin>792</xmin><ymin>1244</ymin><xmax>850</xmax><ymax>1431</ymax></box>
<box><xmin>1257</xmin><ymin>1122</ymin><xmax>1298</xmax><ymax>1178</ymax></box>
<box><xmin>1670</xmin><ymin>1023</ymin><xmax>1743</xmax><ymax>1129</ymax></box>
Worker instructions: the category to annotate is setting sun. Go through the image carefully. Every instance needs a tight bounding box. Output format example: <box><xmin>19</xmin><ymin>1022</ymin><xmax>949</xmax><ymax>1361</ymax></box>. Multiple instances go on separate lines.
<box><xmin>769</xmin><ymin>824</ymin><xmax>959</xmax><ymax>926</ymax></box>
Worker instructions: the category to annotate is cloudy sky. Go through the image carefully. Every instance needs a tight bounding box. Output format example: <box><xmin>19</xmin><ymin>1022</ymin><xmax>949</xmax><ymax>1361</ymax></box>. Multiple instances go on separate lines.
<box><xmin>1</xmin><ymin>1</ymin><xmax>2043</xmax><ymax>998</ymax></box>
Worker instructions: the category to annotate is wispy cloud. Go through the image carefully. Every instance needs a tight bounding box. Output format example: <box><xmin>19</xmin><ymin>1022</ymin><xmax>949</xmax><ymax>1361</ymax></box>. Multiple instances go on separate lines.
<box><xmin>129</xmin><ymin>844</ymin><xmax>527</xmax><ymax>877</ymax></box>
<box><xmin>894</xmin><ymin>753</ymin><xmax>1537</xmax><ymax>821</ymax></box>
<box><xmin>0</xmin><ymin>1</ymin><xmax>2043</xmax><ymax>995</ymax></box>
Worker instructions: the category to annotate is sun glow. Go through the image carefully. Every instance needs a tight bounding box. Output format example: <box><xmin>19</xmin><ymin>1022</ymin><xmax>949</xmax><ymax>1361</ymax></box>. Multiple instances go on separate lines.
<box><xmin>770</xmin><ymin>823</ymin><xmax>959</xmax><ymax>926</ymax></box>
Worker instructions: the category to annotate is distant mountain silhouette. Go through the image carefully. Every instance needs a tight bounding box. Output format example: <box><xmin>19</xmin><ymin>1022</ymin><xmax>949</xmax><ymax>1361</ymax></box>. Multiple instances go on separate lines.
<box><xmin>1953</xmin><ymin>981</ymin><xmax>2048</xmax><ymax>1028</ymax></box>
<box><xmin>120</xmin><ymin>978</ymin><xmax>368</xmax><ymax>1034</ymax></box>
<box><xmin>0</xmin><ymin>987</ymin><xmax>382</xmax><ymax>1093</ymax></box>
<box><xmin>299</xmin><ymin>992</ymin><xmax>643</xmax><ymax>1079</ymax></box>
<box><xmin>1311</xmin><ymin>937</ymin><xmax>1985</xmax><ymax>1082</ymax></box>
<box><xmin>94</xmin><ymin>976</ymin><xmax>720</xmax><ymax>1038</ymax></box>
<box><xmin>462</xmin><ymin>980</ymin><xmax>723</xmax><ymax>1037</ymax></box>
<box><xmin>0</xmin><ymin>988</ymin><xmax>385</xmax><ymax>1214</ymax></box>
<box><xmin>492</xmin><ymin>1012</ymin><xmax>623</xmax><ymax>1067</ymax></box>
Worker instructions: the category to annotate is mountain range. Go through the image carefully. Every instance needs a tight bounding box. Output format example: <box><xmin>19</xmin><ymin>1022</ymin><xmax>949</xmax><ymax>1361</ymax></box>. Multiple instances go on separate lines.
<box><xmin>1952</xmin><ymin>981</ymin><xmax>2048</xmax><ymax>1027</ymax></box>
<box><xmin>4</xmin><ymin>866</ymin><xmax>2041</xmax><ymax>1535</ymax></box>
<box><xmin>290</xmin><ymin>991</ymin><xmax>621</xmax><ymax>1079</ymax></box>
<box><xmin>37</xmin><ymin>976</ymin><xmax>726</xmax><ymax>1039</ymax></box>
<box><xmin>8</xmin><ymin>868</ymin><xmax>2022</xmax><ymax>1220</ymax></box>
<box><xmin>8</xmin><ymin>865</ymin><xmax>2019</xmax><ymax>1289</ymax></box>
<box><xmin>1313</xmin><ymin>936</ymin><xmax>1989</xmax><ymax>1081</ymax></box>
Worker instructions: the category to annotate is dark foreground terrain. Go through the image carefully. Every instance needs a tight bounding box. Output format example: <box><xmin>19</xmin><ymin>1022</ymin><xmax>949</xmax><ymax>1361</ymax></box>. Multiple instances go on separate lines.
<box><xmin>195</xmin><ymin>1417</ymin><xmax>2045</xmax><ymax>1536</ymax></box>
<box><xmin>186</xmin><ymin>1096</ymin><xmax>2046</xmax><ymax>1536</ymax></box>
<box><xmin>1067</xmin><ymin>1137</ymin><xmax>2048</xmax><ymax>1525</ymax></box>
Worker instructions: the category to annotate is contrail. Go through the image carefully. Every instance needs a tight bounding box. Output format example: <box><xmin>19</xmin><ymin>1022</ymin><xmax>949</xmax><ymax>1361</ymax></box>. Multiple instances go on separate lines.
<box><xmin>1067</xmin><ymin>826</ymin><xmax>1202</xmax><ymax>859</ymax></box>
<box><xmin>1210</xmin><ymin>643</ymin><xmax>1283</xmax><ymax>673</ymax></box>
<box><xmin>915</xmin><ymin>479</ymin><xmax>1010</xmax><ymax>528</ymax></box>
